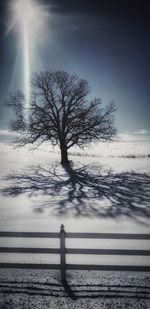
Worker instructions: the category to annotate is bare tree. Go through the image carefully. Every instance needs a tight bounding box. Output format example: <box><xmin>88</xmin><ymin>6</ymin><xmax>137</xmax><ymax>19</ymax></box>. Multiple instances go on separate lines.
<box><xmin>6</xmin><ymin>70</ymin><xmax>116</xmax><ymax>166</ymax></box>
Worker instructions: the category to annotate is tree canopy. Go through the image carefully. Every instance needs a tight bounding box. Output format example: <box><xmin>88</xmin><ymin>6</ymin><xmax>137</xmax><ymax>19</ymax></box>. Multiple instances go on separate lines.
<box><xmin>6</xmin><ymin>70</ymin><xmax>116</xmax><ymax>165</ymax></box>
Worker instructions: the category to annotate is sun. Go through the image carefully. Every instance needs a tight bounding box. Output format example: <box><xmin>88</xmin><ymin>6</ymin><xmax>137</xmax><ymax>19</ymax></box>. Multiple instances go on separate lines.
<box><xmin>12</xmin><ymin>0</ymin><xmax>36</xmax><ymax>25</ymax></box>
<box><xmin>8</xmin><ymin>0</ymin><xmax>49</xmax><ymax>34</ymax></box>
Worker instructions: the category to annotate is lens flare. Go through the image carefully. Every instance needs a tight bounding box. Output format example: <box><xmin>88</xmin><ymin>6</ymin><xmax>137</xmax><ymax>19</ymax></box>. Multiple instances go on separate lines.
<box><xmin>8</xmin><ymin>0</ymin><xmax>50</xmax><ymax>121</ymax></box>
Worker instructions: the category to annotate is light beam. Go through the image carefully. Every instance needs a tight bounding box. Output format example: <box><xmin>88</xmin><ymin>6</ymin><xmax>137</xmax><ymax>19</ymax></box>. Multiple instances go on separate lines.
<box><xmin>23</xmin><ymin>25</ymin><xmax>30</xmax><ymax>104</ymax></box>
<box><xmin>8</xmin><ymin>0</ymin><xmax>50</xmax><ymax>121</ymax></box>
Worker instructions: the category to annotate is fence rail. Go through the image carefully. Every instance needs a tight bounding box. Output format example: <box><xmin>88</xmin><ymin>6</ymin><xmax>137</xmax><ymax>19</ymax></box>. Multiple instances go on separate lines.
<box><xmin>0</xmin><ymin>231</ymin><xmax>150</xmax><ymax>239</ymax></box>
<box><xmin>0</xmin><ymin>232</ymin><xmax>59</xmax><ymax>238</ymax></box>
<box><xmin>0</xmin><ymin>263</ymin><xmax>150</xmax><ymax>272</ymax></box>
<box><xmin>0</xmin><ymin>247</ymin><xmax>150</xmax><ymax>256</ymax></box>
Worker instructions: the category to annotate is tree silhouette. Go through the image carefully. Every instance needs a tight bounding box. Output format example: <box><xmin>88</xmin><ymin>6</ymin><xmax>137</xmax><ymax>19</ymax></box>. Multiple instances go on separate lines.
<box><xmin>6</xmin><ymin>71</ymin><xmax>116</xmax><ymax>166</ymax></box>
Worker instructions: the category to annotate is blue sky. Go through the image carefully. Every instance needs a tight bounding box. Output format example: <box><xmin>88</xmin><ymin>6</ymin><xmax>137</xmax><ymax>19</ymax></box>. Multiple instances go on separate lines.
<box><xmin>0</xmin><ymin>0</ymin><xmax>150</xmax><ymax>134</ymax></box>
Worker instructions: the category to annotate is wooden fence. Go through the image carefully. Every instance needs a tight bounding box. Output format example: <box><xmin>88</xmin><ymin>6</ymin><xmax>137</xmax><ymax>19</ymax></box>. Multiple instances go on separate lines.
<box><xmin>0</xmin><ymin>224</ymin><xmax>150</xmax><ymax>299</ymax></box>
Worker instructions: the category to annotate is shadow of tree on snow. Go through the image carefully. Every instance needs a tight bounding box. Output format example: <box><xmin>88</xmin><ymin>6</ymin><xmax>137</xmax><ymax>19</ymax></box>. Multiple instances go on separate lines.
<box><xmin>1</xmin><ymin>164</ymin><xmax>150</xmax><ymax>222</ymax></box>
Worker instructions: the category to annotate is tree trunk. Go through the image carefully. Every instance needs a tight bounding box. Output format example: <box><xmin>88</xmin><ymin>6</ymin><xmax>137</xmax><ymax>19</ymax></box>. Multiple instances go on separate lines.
<box><xmin>60</xmin><ymin>143</ymin><xmax>69</xmax><ymax>166</ymax></box>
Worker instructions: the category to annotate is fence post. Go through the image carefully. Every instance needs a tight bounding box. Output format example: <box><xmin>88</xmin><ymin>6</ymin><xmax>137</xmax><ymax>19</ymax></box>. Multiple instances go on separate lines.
<box><xmin>60</xmin><ymin>224</ymin><xmax>66</xmax><ymax>283</ymax></box>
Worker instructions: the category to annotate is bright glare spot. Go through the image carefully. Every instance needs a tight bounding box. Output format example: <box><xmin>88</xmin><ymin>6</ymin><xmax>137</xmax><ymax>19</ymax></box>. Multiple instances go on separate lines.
<box><xmin>8</xmin><ymin>0</ymin><xmax>50</xmax><ymax>122</ymax></box>
<box><xmin>9</xmin><ymin>0</ymin><xmax>49</xmax><ymax>34</ymax></box>
<box><xmin>12</xmin><ymin>0</ymin><xmax>36</xmax><ymax>25</ymax></box>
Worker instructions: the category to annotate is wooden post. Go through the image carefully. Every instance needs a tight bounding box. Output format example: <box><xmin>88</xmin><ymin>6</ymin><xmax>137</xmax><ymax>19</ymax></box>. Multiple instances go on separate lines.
<box><xmin>60</xmin><ymin>224</ymin><xmax>66</xmax><ymax>283</ymax></box>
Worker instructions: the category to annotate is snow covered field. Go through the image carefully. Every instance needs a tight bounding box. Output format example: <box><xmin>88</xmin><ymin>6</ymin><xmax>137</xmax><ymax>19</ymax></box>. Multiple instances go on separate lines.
<box><xmin>0</xmin><ymin>138</ymin><xmax>150</xmax><ymax>233</ymax></box>
<box><xmin>0</xmin><ymin>137</ymin><xmax>150</xmax><ymax>308</ymax></box>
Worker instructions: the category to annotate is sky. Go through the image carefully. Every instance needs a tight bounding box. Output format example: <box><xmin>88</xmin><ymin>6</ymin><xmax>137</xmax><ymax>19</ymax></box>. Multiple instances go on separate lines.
<box><xmin>0</xmin><ymin>0</ymin><xmax>150</xmax><ymax>135</ymax></box>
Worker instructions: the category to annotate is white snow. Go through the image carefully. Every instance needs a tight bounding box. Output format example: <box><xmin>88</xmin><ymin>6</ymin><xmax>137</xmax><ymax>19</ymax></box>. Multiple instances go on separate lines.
<box><xmin>0</xmin><ymin>138</ymin><xmax>150</xmax><ymax>308</ymax></box>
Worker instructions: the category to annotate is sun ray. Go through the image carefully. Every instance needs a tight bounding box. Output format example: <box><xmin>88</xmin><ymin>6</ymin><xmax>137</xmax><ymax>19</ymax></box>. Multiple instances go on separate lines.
<box><xmin>7</xmin><ymin>0</ymin><xmax>50</xmax><ymax>122</ymax></box>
